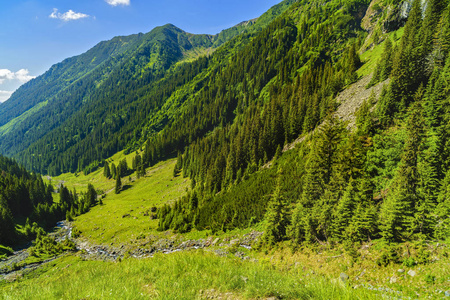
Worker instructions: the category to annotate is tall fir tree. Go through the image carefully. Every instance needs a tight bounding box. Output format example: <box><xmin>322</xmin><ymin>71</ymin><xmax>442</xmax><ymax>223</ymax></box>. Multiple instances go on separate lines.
<box><xmin>260</xmin><ymin>168</ymin><xmax>290</xmax><ymax>247</ymax></box>
<box><xmin>115</xmin><ymin>171</ymin><xmax>122</xmax><ymax>194</ymax></box>
<box><xmin>103</xmin><ymin>162</ymin><xmax>111</xmax><ymax>179</ymax></box>
<box><xmin>380</xmin><ymin>101</ymin><xmax>425</xmax><ymax>241</ymax></box>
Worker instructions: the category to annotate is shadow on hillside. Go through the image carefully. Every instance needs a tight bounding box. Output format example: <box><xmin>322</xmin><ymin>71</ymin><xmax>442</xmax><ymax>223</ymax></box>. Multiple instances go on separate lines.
<box><xmin>122</xmin><ymin>184</ymin><xmax>132</xmax><ymax>191</ymax></box>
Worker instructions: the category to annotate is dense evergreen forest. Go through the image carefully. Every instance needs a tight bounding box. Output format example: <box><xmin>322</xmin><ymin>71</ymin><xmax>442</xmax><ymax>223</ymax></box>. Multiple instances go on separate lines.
<box><xmin>0</xmin><ymin>0</ymin><xmax>296</xmax><ymax>176</ymax></box>
<box><xmin>156</xmin><ymin>0</ymin><xmax>450</xmax><ymax>248</ymax></box>
<box><xmin>1</xmin><ymin>0</ymin><xmax>450</xmax><ymax>253</ymax></box>
<box><xmin>0</xmin><ymin>155</ymin><xmax>99</xmax><ymax>246</ymax></box>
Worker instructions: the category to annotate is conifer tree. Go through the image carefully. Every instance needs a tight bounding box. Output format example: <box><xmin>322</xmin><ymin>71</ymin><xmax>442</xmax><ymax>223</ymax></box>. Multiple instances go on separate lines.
<box><xmin>59</xmin><ymin>185</ymin><xmax>72</xmax><ymax>208</ymax></box>
<box><xmin>115</xmin><ymin>171</ymin><xmax>122</xmax><ymax>194</ymax></box>
<box><xmin>356</xmin><ymin>94</ymin><xmax>374</xmax><ymax>136</ymax></box>
<box><xmin>380</xmin><ymin>101</ymin><xmax>425</xmax><ymax>241</ymax></box>
<box><xmin>345</xmin><ymin>43</ymin><xmax>360</xmax><ymax>85</ymax></box>
<box><xmin>103</xmin><ymin>162</ymin><xmax>111</xmax><ymax>179</ymax></box>
<box><xmin>379</xmin><ymin>37</ymin><xmax>393</xmax><ymax>81</ymax></box>
<box><xmin>119</xmin><ymin>159</ymin><xmax>128</xmax><ymax>177</ymax></box>
<box><xmin>332</xmin><ymin>180</ymin><xmax>357</xmax><ymax>241</ymax></box>
<box><xmin>434</xmin><ymin>6</ymin><xmax>450</xmax><ymax>64</ymax></box>
<box><xmin>435</xmin><ymin>169</ymin><xmax>450</xmax><ymax>239</ymax></box>
<box><xmin>85</xmin><ymin>184</ymin><xmax>97</xmax><ymax>207</ymax></box>
<box><xmin>421</xmin><ymin>0</ymin><xmax>448</xmax><ymax>57</ymax></box>
<box><xmin>173</xmin><ymin>152</ymin><xmax>183</xmax><ymax>177</ymax></box>
<box><xmin>260</xmin><ymin>168</ymin><xmax>289</xmax><ymax>247</ymax></box>
<box><xmin>110</xmin><ymin>163</ymin><xmax>117</xmax><ymax>179</ymax></box>
<box><xmin>0</xmin><ymin>201</ymin><xmax>15</xmax><ymax>245</ymax></box>
<box><xmin>346</xmin><ymin>177</ymin><xmax>377</xmax><ymax>242</ymax></box>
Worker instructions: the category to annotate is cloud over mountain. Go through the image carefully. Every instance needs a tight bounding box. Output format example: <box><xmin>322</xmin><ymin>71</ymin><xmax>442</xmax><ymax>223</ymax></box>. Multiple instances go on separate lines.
<box><xmin>0</xmin><ymin>69</ymin><xmax>35</xmax><ymax>84</ymax></box>
<box><xmin>0</xmin><ymin>90</ymin><xmax>13</xmax><ymax>103</ymax></box>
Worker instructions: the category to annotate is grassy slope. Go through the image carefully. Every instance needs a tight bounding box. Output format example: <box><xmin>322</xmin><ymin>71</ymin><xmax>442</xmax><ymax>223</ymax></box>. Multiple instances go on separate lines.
<box><xmin>47</xmin><ymin>150</ymin><xmax>190</xmax><ymax>246</ymax></box>
<box><xmin>0</xmin><ymin>251</ymin><xmax>380</xmax><ymax>300</ymax></box>
<box><xmin>0</xmin><ymin>101</ymin><xmax>48</xmax><ymax>137</ymax></box>
<box><xmin>357</xmin><ymin>27</ymin><xmax>404</xmax><ymax>78</ymax></box>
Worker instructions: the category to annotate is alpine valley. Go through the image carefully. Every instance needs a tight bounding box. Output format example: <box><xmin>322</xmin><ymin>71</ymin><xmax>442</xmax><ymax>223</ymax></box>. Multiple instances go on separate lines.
<box><xmin>1</xmin><ymin>0</ymin><xmax>450</xmax><ymax>299</ymax></box>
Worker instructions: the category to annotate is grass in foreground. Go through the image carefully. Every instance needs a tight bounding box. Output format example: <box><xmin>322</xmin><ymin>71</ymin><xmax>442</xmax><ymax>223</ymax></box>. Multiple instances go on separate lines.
<box><xmin>0</xmin><ymin>250</ymin><xmax>381</xmax><ymax>300</ymax></box>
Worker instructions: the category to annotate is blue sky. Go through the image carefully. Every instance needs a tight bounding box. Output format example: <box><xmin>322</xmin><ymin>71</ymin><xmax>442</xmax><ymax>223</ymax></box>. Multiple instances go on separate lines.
<box><xmin>0</xmin><ymin>0</ymin><xmax>281</xmax><ymax>102</ymax></box>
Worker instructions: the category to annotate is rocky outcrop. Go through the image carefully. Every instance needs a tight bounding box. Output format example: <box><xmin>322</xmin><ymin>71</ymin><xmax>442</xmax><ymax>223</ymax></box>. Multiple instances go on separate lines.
<box><xmin>335</xmin><ymin>75</ymin><xmax>389</xmax><ymax>130</ymax></box>
<box><xmin>384</xmin><ymin>0</ymin><xmax>428</xmax><ymax>32</ymax></box>
<box><xmin>361</xmin><ymin>0</ymin><xmax>384</xmax><ymax>32</ymax></box>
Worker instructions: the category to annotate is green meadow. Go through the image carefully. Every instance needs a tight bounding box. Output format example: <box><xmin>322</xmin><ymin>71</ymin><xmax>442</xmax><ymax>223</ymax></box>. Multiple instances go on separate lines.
<box><xmin>1</xmin><ymin>250</ymin><xmax>383</xmax><ymax>300</ymax></box>
<box><xmin>47</xmin><ymin>152</ymin><xmax>191</xmax><ymax>246</ymax></box>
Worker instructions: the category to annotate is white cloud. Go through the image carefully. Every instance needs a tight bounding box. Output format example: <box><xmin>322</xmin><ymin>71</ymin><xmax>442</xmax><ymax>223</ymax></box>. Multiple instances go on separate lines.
<box><xmin>105</xmin><ymin>0</ymin><xmax>130</xmax><ymax>6</ymax></box>
<box><xmin>0</xmin><ymin>90</ymin><xmax>13</xmax><ymax>103</ymax></box>
<box><xmin>49</xmin><ymin>8</ymin><xmax>90</xmax><ymax>21</ymax></box>
<box><xmin>0</xmin><ymin>69</ymin><xmax>35</xmax><ymax>84</ymax></box>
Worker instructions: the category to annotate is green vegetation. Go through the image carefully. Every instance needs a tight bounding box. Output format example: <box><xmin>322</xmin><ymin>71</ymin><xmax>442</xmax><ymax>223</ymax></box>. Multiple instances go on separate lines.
<box><xmin>0</xmin><ymin>101</ymin><xmax>48</xmax><ymax>137</ymax></box>
<box><xmin>73</xmin><ymin>159</ymin><xmax>190</xmax><ymax>245</ymax></box>
<box><xmin>0</xmin><ymin>0</ymin><xmax>297</xmax><ymax>176</ymax></box>
<box><xmin>43</xmin><ymin>151</ymin><xmax>189</xmax><ymax>245</ymax></box>
<box><xmin>28</xmin><ymin>230</ymin><xmax>75</xmax><ymax>259</ymax></box>
<box><xmin>1</xmin><ymin>0</ymin><xmax>450</xmax><ymax>298</ymax></box>
<box><xmin>0</xmin><ymin>246</ymin><xmax>13</xmax><ymax>260</ymax></box>
<box><xmin>0</xmin><ymin>154</ymin><xmax>100</xmax><ymax>250</ymax></box>
<box><xmin>158</xmin><ymin>0</ymin><xmax>450</xmax><ymax>248</ymax></box>
<box><xmin>0</xmin><ymin>251</ymin><xmax>382</xmax><ymax>300</ymax></box>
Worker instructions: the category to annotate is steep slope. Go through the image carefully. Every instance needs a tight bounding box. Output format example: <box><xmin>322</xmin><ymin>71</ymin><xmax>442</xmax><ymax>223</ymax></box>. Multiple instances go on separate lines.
<box><xmin>0</xmin><ymin>24</ymin><xmax>214</xmax><ymax>159</ymax></box>
<box><xmin>0</xmin><ymin>33</ymin><xmax>142</xmax><ymax>128</ymax></box>
<box><xmin>0</xmin><ymin>0</ymin><xmax>296</xmax><ymax>175</ymax></box>
<box><xmin>158</xmin><ymin>0</ymin><xmax>450</xmax><ymax>248</ymax></box>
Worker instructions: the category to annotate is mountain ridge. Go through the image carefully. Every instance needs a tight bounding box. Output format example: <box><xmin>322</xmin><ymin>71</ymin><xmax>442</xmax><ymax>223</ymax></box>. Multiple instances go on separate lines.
<box><xmin>0</xmin><ymin>0</ymin><xmax>298</xmax><ymax>174</ymax></box>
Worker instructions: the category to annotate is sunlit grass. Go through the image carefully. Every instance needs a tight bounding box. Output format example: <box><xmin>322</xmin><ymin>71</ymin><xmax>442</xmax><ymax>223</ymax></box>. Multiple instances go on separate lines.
<box><xmin>0</xmin><ymin>250</ymin><xmax>381</xmax><ymax>300</ymax></box>
<box><xmin>358</xmin><ymin>27</ymin><xmax>404</xmax><ymax>78</ymax></box>
<box><xmin>54</xmin><ymin>157</ymin><xmax>190</xmax><ymax>246</ymax></box>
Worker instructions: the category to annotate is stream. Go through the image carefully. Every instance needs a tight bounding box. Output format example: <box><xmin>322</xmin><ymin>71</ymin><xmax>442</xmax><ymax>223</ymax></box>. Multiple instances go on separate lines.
<box><xmin>0</xmin><ymin>221</ymin><xmax>258</xmax><ymax>282</ymax></box>
<box><xmin>0</xmin><ymin>222</ymin><xmax>70</xmax><ymax>281</ymax></box>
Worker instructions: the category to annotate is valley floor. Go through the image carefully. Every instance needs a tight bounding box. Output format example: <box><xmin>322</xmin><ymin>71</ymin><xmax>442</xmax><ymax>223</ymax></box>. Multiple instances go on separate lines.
<box><xmin>1</xmin><ymin>156</ymin><xmax>449</xmax><ymax>299</ymax></box>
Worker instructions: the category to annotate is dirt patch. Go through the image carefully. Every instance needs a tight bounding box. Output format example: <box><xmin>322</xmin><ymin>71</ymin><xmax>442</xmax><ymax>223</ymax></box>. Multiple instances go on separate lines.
<box><xmin>335</xmin><ymin>75</ymin><xmax>389</xmax><ymax>130</ymax></box>
<box><xmin>198</xmin><ymin>288</ymin><xmax>242</xmax><ymax>300</ymax></box>
<box><xmin>280</xmin><ymin>75</ymin><xmax>388</xmax><ymax>156</ymax></box>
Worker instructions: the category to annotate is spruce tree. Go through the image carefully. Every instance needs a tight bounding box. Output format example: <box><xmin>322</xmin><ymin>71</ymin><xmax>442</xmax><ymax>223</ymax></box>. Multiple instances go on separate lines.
<box><xmin>356</xmin><ymin>95</ymin><xmax>374</xmax><ymax>136</ymax></box>
<box><xmin>434</xmin><ymin>6</ymin><xmax>450</xmax><ymax>64</ymax></box>
<box><xmin>260</xmin><ymin>168</ymin><xmax>289</xmax><ymax>247</ymax></box>
<box><xmin>0</xmin><ymin>201</ymin><xmax>15</xmax><ymax>245</ymax></box>
<box><xmin>379</xmin><ymin>37</ymin><xmax>393</xmax><ymax>81</ymax></box>
<box><xmin>332</xmin><ymin>180</ymin><xmax>357</xmax><ymax>241</ymax></box>
<box><xmin>435</xmin><ymin>169</ymin><xmax>450</xmax><ymax>239</ymax></box>
<box><xmin>115</xmin><ymin>171</ymin><xmax>122</xmax><ymax>194</ymax></box>
<box><xmin>380</xmin><ymin>101</ymin><xmax>425</xmax><ymax>241</ymax></box>
<box><xmin>111</xmin><ymin>163</ymin><xmax>117</xmax><ymax>179</ymax></box>
<box><xmin>103</xmin><ymin>162</ymin><xmax>111</xmax><ymax>179</ymax></box>
<box><xmin>86</xmin><ymin>184</ymin><xmax>97</xmax><ymax>207</ymax></box>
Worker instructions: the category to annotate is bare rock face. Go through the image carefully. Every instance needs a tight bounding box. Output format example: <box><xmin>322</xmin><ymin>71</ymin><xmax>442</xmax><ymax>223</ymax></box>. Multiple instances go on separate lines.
<box><xmin>384</xmin><ymin>0</ymin><xmax>428</xmax><ymax>32</ymax></box>
<box><xmin>361</xmin><ymin>0</ymin><xmax>384</xmax><ymax>32</ymax></box>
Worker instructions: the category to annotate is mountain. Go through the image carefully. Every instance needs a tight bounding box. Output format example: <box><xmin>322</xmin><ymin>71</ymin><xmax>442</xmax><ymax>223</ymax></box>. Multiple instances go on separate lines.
<box><xmin>0</xmin><ymin>24</ymin><xmax>213</xmax><ymax>161</ymax></box>
<box><xmin>0</xmin><ymin>0</ymin><xmax>296</xmax><ymax>175</ymax></box>
<box><xmin>0</xmin><ymin>0</ymin><xmax>450</xmax><ymax>249</ymax></box>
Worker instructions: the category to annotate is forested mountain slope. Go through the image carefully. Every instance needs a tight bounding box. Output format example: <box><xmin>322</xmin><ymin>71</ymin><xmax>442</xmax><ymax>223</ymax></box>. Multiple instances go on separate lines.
<box><xmin>155</xmin><ymin>0</ymin><xmax>450</xmax><ymax>248</ymax></box>
<box><xmin>0</xmin><ymin>0</ymin><xmax>296</xmax><ymax>175</ymax></box>
<box><xmin>1</xmin><ymin>0</ymin><xmax>450</xmax><ymax>251</ymax></box>
<box><xmin>0</xmin><ymin>155</ymin><xmax>100</xmax><ymax>247</ymax></box>
<box><xmin>0</xmin><ymin>25</ymin><xmax>214</xmax><ymax>162</ymax></box>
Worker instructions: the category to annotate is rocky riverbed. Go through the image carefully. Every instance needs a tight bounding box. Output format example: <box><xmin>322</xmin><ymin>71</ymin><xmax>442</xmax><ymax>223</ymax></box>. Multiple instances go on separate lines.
<box><xmin>0</xmin><ymin>221</ymin><xmax>262</xmax><ymax>282</ymax></box>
